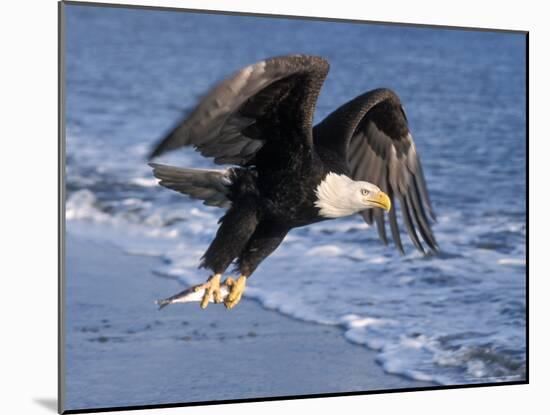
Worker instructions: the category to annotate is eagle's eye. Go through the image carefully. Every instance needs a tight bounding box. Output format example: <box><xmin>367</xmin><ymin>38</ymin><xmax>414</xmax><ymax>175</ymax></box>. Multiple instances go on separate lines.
<box><xmin>361</xmin><ymin>188</ymin><xmax>370</xmax><ymax>196</ymax></box>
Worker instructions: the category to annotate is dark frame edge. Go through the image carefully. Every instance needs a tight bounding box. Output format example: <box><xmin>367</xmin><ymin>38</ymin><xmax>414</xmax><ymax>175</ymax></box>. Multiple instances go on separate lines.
<box><xmin>58</xmin><ymin>1</ymin><xmax>67</xmax><ymax>414</ymax></box>
<box><xmin>62</xmin><ymin>381</ymin><xmax>528</xmax><ymax>414</ymax></box>
<box><xmin>525</xmin><ymin>31</ymin><xmax>529</xmax><ymax>384</ymax></box>
<box><xmin>62</xmin><ymin>0</ymin><xmax>528</xmax><ymax>35</ymax></box>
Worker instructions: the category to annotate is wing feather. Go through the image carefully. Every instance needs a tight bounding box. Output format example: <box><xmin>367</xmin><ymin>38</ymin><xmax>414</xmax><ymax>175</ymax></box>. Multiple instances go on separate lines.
<box><xmin>314</xmin><ymin>88</ymin><xmax>437</xmax><ymax>254</ymax></box>
<box><xmin>149</xmin><ymin>55</ymin><xmax>330</xmax><ymax>166</ymax></box>
<box><xmin>387</xmin><ymin>187</ymin><xmax>404</xmax><ymax>253</ymax></box>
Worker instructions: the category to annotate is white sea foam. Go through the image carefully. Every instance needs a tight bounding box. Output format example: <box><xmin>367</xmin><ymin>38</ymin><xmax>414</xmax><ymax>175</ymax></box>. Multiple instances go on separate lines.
<box><xmin>131</xmin><ymin>177</ymin><xmax>159</xmax><ymax>187</ymax></box>
<box><xmin>66</xmin><ymin>190</ymin><xmax>112</xmax><ymax>223</ymax></box>
<box><xmin>367</xmin><ymin>256</ymin><xmax>388</xmax><ymax>264</ymax></box>
<box><xmin>340</xmin><ymin>314</ymin><xmax>395</xmax><ymax>328</ymax></box>
<box><xmin>307</xmin><ymin>245</ymin><xmax>344</xmax><ymax>257</ymax></box>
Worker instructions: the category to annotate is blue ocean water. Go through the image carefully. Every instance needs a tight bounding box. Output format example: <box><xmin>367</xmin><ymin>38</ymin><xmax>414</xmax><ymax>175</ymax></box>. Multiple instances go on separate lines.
<box><xmin>64</xmin><ymin>5</ymin><xmax>526</xmax><ymax>386</ymax></box>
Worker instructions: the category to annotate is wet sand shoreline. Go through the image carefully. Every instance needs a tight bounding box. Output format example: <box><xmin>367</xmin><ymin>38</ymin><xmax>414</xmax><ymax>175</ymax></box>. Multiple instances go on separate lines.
<box><xmin>64</xmin><ymin>233</ymin><xmax>433</xmax><ymax>411</ymax></box>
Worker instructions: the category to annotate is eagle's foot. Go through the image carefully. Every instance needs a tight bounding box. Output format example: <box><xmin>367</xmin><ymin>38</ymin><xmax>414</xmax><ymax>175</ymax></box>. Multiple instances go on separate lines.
<box><xmin>223</xmin><ymin>275</ymin><xmax>247</xmax><ymax>309</ymax></box>
<box><xmin>194</xmin><ymin>273</ymin><xmax>223</xmax><ymax>309</ymax></box>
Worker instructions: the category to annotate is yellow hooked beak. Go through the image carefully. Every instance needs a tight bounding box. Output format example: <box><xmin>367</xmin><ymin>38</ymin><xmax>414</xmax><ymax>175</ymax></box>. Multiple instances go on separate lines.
<box><xmin>365</xmin><ymin>190</ymin><xmax>392</xmax><ymax>211</ymax></box>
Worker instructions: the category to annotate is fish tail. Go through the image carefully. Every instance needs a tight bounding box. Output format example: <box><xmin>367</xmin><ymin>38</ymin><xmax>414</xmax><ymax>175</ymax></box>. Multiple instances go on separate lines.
<box><xmin>154</xmin><ymin>286</ymin><xmax>196</xmax><ymax>310</ymax></box>
<box><xmin>155</xmin><ymin>297</ymin><xmax>172</xmax><ymax>310</ymax></box>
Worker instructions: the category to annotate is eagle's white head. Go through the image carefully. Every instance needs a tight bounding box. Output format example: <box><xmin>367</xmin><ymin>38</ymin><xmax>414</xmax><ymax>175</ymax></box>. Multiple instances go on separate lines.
<box><xmin>314</xmin><ymin>172</ymin><xmax>392</xmax><ymax>218</ymax></box>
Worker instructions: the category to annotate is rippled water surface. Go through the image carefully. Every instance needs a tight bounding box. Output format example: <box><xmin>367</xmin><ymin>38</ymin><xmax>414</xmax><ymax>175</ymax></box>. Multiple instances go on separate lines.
<box><xmin>65</xmin><ymin>5</ymin><xmax>526</xmax><ymax>385</ymax></box>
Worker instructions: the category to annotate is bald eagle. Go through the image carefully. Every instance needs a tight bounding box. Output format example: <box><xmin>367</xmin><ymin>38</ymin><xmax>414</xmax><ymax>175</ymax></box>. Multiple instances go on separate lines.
<box><xmin>150</xmin><ymin>54</ymin><xmax>437</xmax><ymax>309</ymax></box>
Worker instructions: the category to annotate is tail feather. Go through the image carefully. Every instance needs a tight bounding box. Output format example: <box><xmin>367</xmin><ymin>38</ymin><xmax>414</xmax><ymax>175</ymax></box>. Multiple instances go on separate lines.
<box><xmin>149</xmin><ymin>163</ymin><xmax>232</xmax><ymax>208</ymax></box>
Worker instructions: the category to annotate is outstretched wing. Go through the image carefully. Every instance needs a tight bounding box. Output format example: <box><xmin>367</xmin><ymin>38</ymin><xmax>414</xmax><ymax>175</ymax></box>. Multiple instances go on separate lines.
<box><xmin>313</xmin><ymin>88</ymin><xmax>437</xmax><ymax>254</ymax></box>
<box><xmin>149</xmin><ymin>55</ymin><xmax>330</xmax><ymax>166</ymax></box>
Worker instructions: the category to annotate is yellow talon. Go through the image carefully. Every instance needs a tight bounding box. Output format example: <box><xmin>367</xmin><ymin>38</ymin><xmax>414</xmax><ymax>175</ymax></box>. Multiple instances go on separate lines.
<box><xmin>213</xmin><ymin>288</ymin><xmax>223</xmax><ymax>304</ymax></box>
<box><xmin>224</xmin><ymin>275</ymin><xmax>247</xmax><ymax>309</ymax></box>
<box><xmin>196</xmin><ymin>274</ymin><xmax>222</xmax><ymax>309</ymax></box>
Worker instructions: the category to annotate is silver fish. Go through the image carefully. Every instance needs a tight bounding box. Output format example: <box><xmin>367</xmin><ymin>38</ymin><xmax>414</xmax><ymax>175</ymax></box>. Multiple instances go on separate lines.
<box><xmin>155</xmin><ymin>284</ymin><xmax>231</xmax><ymax>309</ymax></box>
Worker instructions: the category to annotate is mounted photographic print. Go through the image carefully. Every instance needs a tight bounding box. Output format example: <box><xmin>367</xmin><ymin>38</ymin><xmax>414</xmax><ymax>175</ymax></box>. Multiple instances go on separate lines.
<box><xmin>59</xmin><ymin>1</ymin><xmax>528</xmax><ymax>413</ymax></box>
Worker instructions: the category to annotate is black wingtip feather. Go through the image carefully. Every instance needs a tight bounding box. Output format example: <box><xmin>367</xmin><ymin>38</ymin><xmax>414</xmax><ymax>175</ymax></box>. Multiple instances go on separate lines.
<box><xmin>148</xmin><ymin>135</ymin><xmax>173</xmax><ymax>160</ymax></box>
<box><xmin>399</xmin><ymin>195</ymin><xmax>425</xmax><ymax>254</ymax></box>
<box><xmin>148</xmin><ymin>147</ymin><xmax>161</xmax><ymax>161</ymax></box>
<box><xmin>410</xmin><ymin>201</ymin><xmax>437</xmax><ymax>253</ymax></box>
<box><xmin>374</xmin><ymin>209</ymin><xmax>388</xmax><ymax>245</ymax></box>
<box><xmin>409</xmin><ymin>180</ymin><xmax>438</xmax><ymax>252</ymax></box>
<box><xmin>414</xmin><ymin>159</ymin><xmax>436</xmax><ymax>221</ymax></box>
<box><xmin>148</xmin><ymin>133</ymin><xmax>173</xmax><ymax>160</ymax></box>
<box><xmin>360</xmin><ymin>209</ymin><xmax>374</xmax><ymax>226</ymax></box>
<box><xmin>388</xmin><ymin>191</ymin><xmax>405</xmax><ymax>255</ymax></box>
